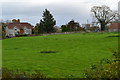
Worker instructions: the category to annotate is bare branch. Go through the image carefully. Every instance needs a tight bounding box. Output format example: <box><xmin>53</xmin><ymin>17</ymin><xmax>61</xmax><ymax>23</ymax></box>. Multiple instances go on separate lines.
<box><xmin>91</xmin><ymin>5</ymin><xmax>116</xmax><ymax>31</ymax></box>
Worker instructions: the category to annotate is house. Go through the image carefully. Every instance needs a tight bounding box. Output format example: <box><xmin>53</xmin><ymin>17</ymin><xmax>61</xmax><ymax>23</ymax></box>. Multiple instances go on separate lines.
<box><xmin>6</xmin><ymin>19</ymin><xmax>33</xmax><ymax>37</ymax></box>
<box><xmin>82</xmin><ymin>24</ymin><xmax>92</xmax><ymax>32</ymax></box>
<box><xmin>82</xmin><ymin>24</ymin><xmax>92</xmax><ymax>30</ymax></box>
<box><xmin>109</xmin><ymin>22</ymin><xmax>120</xmax><ymax>32</ymax></box>
<box><xmin>54</xmin><ymin>26</ymin><xmax>62</xmax><ymax>33</ymax></box>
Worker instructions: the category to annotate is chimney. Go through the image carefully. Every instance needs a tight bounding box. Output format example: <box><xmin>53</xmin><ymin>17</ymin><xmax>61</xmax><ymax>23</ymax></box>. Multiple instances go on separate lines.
<box><xmin>18</xmin><ymin>19</ymin><xmax>20</xmax><ymax>23</ymax></box>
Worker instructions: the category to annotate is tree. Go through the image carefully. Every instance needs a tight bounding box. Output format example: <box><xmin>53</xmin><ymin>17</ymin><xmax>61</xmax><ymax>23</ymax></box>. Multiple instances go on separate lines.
<box><xmin>67</xmin><ymin>20</ymin><xmax>80</xmax><ymax>31</ymax></box>
<box><xmin>12</xmin><ymin>19</ymin><xmax>18</xmax><ymax>23</ymax></box>
<box><xmin>91</xmin><ymin>5</ymin><xmax>117</xmax><ymax>31</ymax></box>
<box><xmin>114</xmin><ymin>11</ymin><xmax>120</xmax><ymax>22</ymax></box>
<box><xmin>61</xmin><ymin>25</ymin><xmax>70</xmax><ymax>32</ymax></box>
<box><xmin>39</xmin><ymin>9</ymin><xmax>56</xmax><ymax>33</ymax></box>
<box><xmin>0</xmin><ymin>20</ymin><xmax>11</xmax><ymax>39</ymax></box>
<box><xmin>0</xmin><ymin>21</ymin><xmax>7</xmax><ymax>39</ymax></box>
<box><xmin>33</xmin><ymin>23</ymin><xmax>39</xmax><ymax>34</ymax></box>
<box><xmin>61</xmin><ymin>20</ymin><xmax>81</xmax><ymax>32</ymax></box>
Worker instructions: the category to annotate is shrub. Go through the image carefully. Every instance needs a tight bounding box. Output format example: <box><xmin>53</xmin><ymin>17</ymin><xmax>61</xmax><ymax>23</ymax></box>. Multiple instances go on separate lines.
<box><xmin>84</xmin><ymin>50</ymin><xmax>120</xmax><ymax>79</ymax></box>
<box><xmin>2</xmin><ymin>68</ymin><xmax>47</xmax><ymax>79</ymax></box>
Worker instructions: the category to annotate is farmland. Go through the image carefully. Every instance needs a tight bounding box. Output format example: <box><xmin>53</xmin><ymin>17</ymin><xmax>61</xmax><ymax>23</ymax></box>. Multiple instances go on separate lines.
<box><xmin>2</xmin><ymin>32</ymin><xmax>118</xmax><ymax>78</ymax></box>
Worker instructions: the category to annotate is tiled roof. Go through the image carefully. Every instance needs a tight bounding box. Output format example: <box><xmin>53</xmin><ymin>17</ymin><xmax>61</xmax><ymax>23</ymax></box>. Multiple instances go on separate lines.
<box><xmin>7</xmin><ymin>22</ymin><xmax>33</xmax><ymax>29</ymax></box>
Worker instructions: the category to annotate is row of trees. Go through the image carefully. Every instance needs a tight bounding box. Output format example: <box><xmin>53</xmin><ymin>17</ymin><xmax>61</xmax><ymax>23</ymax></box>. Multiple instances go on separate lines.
<box><xmin>34</xmin><ymin>5</ymin><xmax>118</xmax><ymax>34</ymax></box>
<box><xmin>1</xmin><ymin>5</ymin><xmax>118</xmax><ymax>37</ymax></box>
<box><xmin>33</xmin><ymin>9</ymin><xmax>86</xmax><ymax>34</ymax></box>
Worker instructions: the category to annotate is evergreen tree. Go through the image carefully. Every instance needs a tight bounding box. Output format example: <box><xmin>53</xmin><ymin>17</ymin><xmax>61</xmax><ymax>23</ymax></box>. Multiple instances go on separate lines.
<box><xmin>39</xmin><ymin>9</ymin><xmax>56</xmax><ymax>33</ymax></box>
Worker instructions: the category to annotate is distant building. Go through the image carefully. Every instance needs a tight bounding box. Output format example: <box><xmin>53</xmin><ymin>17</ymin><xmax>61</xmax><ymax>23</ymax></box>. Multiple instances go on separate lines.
<box><xmin>6</xmin><ymin>19</ymin><xmax>33</xmax><ymax>37</ymax></box>
<box><xmin>82</xmin><ymin>24</ymin><xmax>92</xmax><ymax>30</ymax></box>
<box><xmin>109</xmin><ymin>22</ymin><xmax>120</xmax><ymax>32</ymax></box>
<box><xmin>54</xmin><ymin>26</ymin><xmax>62</xmax><ymax>33</ymax></box>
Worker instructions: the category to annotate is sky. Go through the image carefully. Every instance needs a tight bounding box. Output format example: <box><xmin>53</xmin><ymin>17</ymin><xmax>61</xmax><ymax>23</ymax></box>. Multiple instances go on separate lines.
<box><xmin>0</xmin><ymin>0</ymin><xmax>119</xmax><ymax>26</ymax></box>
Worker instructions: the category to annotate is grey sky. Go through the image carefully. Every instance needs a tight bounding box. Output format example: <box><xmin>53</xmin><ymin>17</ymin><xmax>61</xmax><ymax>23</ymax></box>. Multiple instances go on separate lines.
<box><xmin>0</xmin><ymin>0</ymin><xmax>119</xmax><ymax>26</ymax></box>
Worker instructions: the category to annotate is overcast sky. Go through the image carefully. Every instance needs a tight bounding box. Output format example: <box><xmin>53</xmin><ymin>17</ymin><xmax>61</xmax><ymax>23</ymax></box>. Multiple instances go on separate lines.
<box><xmin>0</xmin><ymin>0</ymin><xmax>119</xmax><ymax>26</ymax></box>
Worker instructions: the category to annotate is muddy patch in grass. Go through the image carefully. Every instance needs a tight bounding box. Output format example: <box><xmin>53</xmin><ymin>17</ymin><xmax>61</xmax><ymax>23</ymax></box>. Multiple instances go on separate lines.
<box><xmin>14</xmin><ymin>48</ymin><xmax>19</xmax><ymax>50</ymax></box>
<box><xmin>39</xmin><ymin>50</ymin><xmax>58</xmax><ymax>54</ymax></box>
<box><xmin>106</xmin><ymin>35</ymin><xmax>120</xmax><ymax>38</ymax></box>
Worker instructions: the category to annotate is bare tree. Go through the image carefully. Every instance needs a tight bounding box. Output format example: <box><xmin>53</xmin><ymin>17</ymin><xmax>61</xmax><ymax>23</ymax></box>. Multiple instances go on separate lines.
<box><xmin>114</xmin><ymin>13</ymin><xmax>120</xmax><ymax>22</ymax></box>
<box><xmin>91</xmin><ymin>5</ymin><xmax>117</xmax><ymax>31</ymax></box>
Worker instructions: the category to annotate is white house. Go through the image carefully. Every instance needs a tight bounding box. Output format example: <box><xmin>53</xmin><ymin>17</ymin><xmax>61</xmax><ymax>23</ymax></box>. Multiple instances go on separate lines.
<box><xmin>6</xmin><ymin>19</ymin><xmax>33</xmax><ymax>37</ymax></box>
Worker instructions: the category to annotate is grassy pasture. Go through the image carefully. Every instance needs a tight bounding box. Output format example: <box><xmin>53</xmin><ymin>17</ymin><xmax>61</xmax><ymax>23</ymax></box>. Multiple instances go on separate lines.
<box><xmin>2</xmin><ymin>32</ymin><xmax>118</xmax><ymax>78</ymax></box>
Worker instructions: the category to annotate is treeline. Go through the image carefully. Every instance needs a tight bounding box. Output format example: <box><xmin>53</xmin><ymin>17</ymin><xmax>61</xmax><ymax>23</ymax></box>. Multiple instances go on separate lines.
<box><xmin>0</xmin><ymin>9</ymin><xmax>99</xmax><ymax>39</ymax></box>
<box><xmin>1</xmin><ymin>4</ymin><xmax>118</xmax><ymax>37</ymax></box>
<box><xmin>33</xmin><ymin>9</ymin><xmax>87</xmax><ymax>34</ymax></box>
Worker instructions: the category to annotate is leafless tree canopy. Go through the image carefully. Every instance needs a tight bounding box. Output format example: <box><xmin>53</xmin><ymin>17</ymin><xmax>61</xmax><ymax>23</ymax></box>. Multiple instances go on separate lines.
<box><xmin>91</xmin><ymin>5</ymin><xmax>117</xmax><ymax>31</ymax></box>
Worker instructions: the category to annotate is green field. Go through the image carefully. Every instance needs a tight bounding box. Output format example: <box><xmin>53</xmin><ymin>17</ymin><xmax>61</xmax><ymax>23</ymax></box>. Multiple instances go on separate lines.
<box><xmin>2</xmin><ymin>32</ymin><xmax>118</xmax><ymax>78</ymax></box>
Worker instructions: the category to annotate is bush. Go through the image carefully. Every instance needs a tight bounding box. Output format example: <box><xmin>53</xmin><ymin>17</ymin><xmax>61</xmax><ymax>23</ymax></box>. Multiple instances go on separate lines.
<box><xmin>84</xmin><ymin>50</ymin><xmax>120</xmax><ymax>79</ymax></box>
<box><xmin>2</xmin><ymin>68</ymin><xmax>47</xmax><ymax>79</ymax></box>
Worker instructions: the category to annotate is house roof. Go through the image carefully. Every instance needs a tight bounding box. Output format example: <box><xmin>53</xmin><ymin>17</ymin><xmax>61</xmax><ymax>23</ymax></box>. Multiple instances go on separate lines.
<box><xmin>7</xmin><ymin>21</ymin><xmax>33</xmax><ymax>29</ymax></box>
<box><xmin>109</xmin><ymin>22</ymin><xmax>120</xmax><ymax>29</ymax></box>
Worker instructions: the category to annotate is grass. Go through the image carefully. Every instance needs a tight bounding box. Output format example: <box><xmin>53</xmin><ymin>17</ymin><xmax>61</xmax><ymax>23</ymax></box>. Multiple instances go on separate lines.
<box><xmin>2</xmin><ymin>32</ymin><xmax>118</xmax><ymax>78</ymax></box>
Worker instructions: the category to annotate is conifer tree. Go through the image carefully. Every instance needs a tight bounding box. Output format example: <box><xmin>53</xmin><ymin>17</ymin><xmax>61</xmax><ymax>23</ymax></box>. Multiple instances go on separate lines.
<box><xmin>39</xmin><ymin>9</ymin><xmax>56</xmax><ymax>33</ymax></box>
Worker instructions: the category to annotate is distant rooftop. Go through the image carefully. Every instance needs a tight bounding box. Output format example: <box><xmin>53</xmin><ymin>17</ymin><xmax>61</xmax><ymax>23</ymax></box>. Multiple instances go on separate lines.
<box><xmin>7</xmin><ymin>19</ymin><xmax>33</xmax><ymax>29</ymax></box>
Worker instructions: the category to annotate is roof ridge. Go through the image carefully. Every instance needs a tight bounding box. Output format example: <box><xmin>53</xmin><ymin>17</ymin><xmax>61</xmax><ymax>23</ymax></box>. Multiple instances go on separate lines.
<box><xmin>7</xmin><ymin>22</ymin><xmax>33</xmax><ymax>29</ymax></box>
